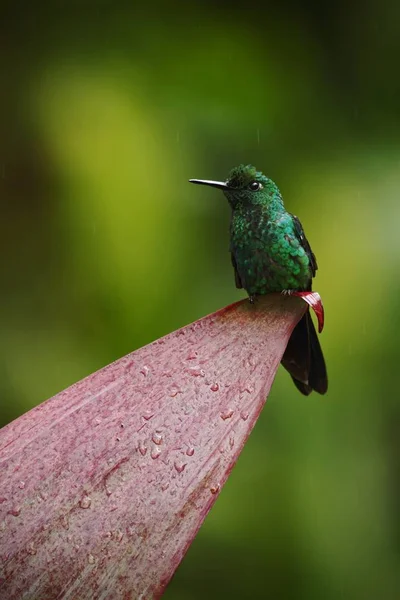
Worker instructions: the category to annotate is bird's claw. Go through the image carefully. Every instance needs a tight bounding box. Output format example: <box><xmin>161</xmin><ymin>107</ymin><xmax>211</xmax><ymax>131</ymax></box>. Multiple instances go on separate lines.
<box><xmin>281</xmin><ymin>289</ymin><xmax>294</xmax><ymax>296</ymax></box>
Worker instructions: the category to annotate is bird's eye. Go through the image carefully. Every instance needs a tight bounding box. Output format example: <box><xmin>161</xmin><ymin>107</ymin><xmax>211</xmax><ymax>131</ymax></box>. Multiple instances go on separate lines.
<box><xmin>249</xmin><ymin>181</ymin><xmax>261</xmax><ymax>191</ymax></box>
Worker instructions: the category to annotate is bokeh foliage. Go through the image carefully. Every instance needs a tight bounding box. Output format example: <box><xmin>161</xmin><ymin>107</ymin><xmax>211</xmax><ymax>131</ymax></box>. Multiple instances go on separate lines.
<box><xmin>1</xmin><ymin>1</ymin><xmax>400</xmax><ymax>598</ymax></box>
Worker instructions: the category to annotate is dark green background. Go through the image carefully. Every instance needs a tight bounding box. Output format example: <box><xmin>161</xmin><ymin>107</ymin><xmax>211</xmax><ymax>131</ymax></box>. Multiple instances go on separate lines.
<box><xmin>1</xmin><ymin>2</ymin><xmax>399</xmax><ymax>598</ymax></box>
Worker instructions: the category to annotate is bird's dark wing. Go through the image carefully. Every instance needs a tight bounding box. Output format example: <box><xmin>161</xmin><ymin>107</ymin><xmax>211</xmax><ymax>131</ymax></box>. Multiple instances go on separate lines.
<box><xmin>230</xmin><ymin>252</ymin><xmax>243</xmax><ymax>289</ymax></box>
<box><xmin>291</xmin><ymin>214</ymin><xmax>318</xmax><ymax>278</ymax></box>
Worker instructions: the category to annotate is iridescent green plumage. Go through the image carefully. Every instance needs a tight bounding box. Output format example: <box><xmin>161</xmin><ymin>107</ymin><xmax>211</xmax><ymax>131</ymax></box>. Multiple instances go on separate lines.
<box><xmin>225</xmin><ymin>164</ymin><xmax>316</xmax><ymax>295</ymax></box>
<box><xmin>190</xmin><ymin>164</ymin><xmax>328</xmax><ymax>395</ymax></box>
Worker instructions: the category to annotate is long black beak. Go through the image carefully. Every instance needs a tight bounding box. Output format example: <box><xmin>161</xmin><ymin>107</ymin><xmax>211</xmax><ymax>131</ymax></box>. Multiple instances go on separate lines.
<box><xmin>189</xmin><ymin>179</ymin><xmax>229</xmax><ymax>190</ymax></box>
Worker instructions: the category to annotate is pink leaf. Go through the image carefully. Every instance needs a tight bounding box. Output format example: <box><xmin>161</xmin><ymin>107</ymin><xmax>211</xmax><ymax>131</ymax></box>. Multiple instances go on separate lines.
<box><xmin>0</xmin><ymin>294</ymin><xmax>306</xmax><ymax>599</ymax></box>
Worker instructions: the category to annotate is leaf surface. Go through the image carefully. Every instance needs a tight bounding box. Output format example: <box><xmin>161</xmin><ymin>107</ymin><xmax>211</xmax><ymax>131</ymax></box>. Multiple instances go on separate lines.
<box><xmin>0</xmin><ymin>295</ymin><xmax>306</xmax><ymax>599</ymax></box>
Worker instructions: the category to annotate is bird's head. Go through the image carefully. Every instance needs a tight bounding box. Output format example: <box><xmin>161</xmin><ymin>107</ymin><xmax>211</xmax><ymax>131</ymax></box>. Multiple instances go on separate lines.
<box><xmin>190</xmin><ymin>164</ymin><xmax>280</xmax><ymax>208</ymax></box>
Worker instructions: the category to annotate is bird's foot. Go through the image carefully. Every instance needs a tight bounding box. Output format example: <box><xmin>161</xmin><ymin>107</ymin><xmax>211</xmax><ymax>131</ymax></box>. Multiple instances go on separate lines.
<box><xmin>248</xmin><ymin>294</ymin><xmax>257</xmax><ymax>304</ymax></box>
<box><xmin>281</xmin><ymin>289</ymin><xmax>294</xmax><ymax>296</ymax></box>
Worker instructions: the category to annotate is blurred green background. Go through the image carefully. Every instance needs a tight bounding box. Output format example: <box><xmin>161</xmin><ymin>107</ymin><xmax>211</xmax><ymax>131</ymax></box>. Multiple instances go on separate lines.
<box><xmin>1</xmin><ymin>1</ymin><xmax>399</xmax><ymax>598</ymax></box>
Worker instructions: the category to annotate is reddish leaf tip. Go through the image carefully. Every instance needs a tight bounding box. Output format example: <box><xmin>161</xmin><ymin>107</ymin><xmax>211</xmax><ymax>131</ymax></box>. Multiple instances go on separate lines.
<box><xmin>291</xmin><ymin>291</ymin><xmax>325</xmax><ymax>333</ymax></box>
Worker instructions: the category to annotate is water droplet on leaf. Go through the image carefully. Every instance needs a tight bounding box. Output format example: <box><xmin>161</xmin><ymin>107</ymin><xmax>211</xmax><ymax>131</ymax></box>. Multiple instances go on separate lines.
<box><xmin>169</xmin><ymin>386</ymin><xmax>182</xmax><ymax>397</ymax></box>
<box><xmin>174</xmin><ymin>462</ymin><xmax>187</xmax><ymax>474</ymax></box>
<box><xmin>138</xmin><ymin>441</ymin><xmax>147</xmax><ymax>456</ymax></box>
<box><xmin>26</xmin><ymin>542</ymin><xmax>36</xmax><ymax>555</ymax></box>
<box><xmin>115</xmin><ymin>529</ymin><xmax>123</xmax><ymax>543</ymax></box>
<box><xmin>142</xmin><ymin>411</ymin><xmax>154</xmax><ymax>421</ymax></box>
<box><xmin>220</xmin><ymin>409</ymin><xmax>234</xmax><ymax>420</ymax></box>
<box><xmin>189</xmin><ymin>367</ymin><xmax>205</xmax><ymax>377</ymax></box>
<box><xmin>151</xmin><ymin>447</ymin><xmax>161</xmax><ymax>460</ymax></box>
<box><xmin>80</xmin><ymin>496</ymin><xmax>92</xmax><ymax>509</ymax></box>
<box><xmin>152</xmin><ymin>432</ymin><xmax>163</xmax><ymax>445</ymax></box>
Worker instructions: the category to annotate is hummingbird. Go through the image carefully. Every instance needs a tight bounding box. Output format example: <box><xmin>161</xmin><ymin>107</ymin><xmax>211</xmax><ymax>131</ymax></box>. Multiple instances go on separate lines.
<box><xmin>189</xmin><ymin>164</ymin><xmax>327</xmax><ymax>395</ymax></box>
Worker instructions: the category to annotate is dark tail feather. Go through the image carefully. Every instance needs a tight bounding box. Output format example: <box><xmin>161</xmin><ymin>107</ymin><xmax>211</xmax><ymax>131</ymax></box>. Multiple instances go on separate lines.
<box><xmin>308</xmin><ymin>312</ymin><xmax>328</xmax><ymax>394</ymax></box>
<box><xmin>281</xmin><ymin>310</ymin><xmax>328</xmax><ymax>395</ymax></box>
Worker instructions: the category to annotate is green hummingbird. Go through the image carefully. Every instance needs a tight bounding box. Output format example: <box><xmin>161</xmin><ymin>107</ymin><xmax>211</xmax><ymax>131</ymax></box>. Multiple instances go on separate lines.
<box><xmin>190</xmin><ymin>164</ymin><xmax>327</xmax><ymax>395</ymax></box>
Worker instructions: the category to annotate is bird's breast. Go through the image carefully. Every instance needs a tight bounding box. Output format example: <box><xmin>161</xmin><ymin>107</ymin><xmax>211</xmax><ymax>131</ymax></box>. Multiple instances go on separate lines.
<box><xmin>230</xmin><ymin>210</ymin><xmax>310</xmax><ymax>294</ymax></box>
